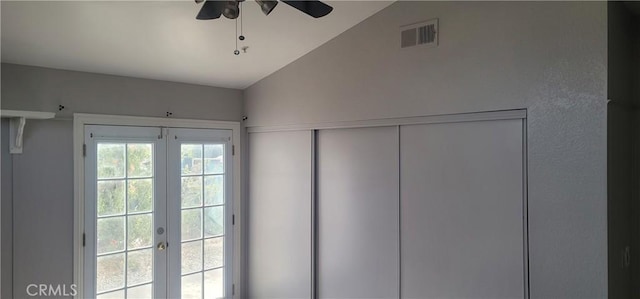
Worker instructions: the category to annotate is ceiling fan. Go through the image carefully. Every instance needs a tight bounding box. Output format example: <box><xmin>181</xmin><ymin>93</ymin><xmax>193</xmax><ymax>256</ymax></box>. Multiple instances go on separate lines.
<box><xmin>195</xmin><ymin>0</ymin><xmax>333</xmax><ymax>20</ymax></box>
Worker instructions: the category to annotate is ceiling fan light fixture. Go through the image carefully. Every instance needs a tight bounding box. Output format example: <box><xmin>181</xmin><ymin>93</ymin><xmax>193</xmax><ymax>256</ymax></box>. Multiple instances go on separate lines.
<box><xmin>256</xmin><ymin>0</ymin><xmax>278</xmax><ymax>15</ymax></box>
<box><xmin>223</xmin><ymin>1</ymin><xmax>240</xmax><ymax>19</ymax></box>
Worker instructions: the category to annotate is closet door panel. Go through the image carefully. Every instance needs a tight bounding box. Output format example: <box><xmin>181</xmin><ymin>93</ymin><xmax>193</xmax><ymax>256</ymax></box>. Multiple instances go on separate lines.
<box><xmin>400</xmin><ymin>119</ymin><xmax>525</xmax><ymax>299</ymax></box>
<box><xmin>248</xmin><ymin>131</ymin><xmax>312</xmax><ymax>299</ymax></box>
<box><xmin>317</xmin><ymin>126</ymin><xmax>399</xmax><ymax>299</ymax></box>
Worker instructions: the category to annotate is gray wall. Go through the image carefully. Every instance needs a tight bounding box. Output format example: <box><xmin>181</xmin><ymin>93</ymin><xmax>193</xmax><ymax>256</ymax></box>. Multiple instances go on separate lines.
<box><xmin>1</xmin><ymin>120</ymin><xmax>13</xmax><ymax>299</ymax></box>
<box><xmin>607</xmin><ymin>2</ymin><xmax>636</xmax><ymax>298</ymax></box>
<box><xmin>1</xmin><ymin>63</ymin><xmax>243</xmax><ymax>298</ymax></box>
<box><xmin>244</xmin><ymin>1</ymin><xmax>608</xmax><ymax>297</ymax></box>
<box><xmin>1</xmin><ymin>63</ymin><xmax>243</xmax><ymax>121</ymax></box>
<box><xmin>12</xmin><ymin>120</ymin><xmax>73</xmax><ymax>299</ymax></box>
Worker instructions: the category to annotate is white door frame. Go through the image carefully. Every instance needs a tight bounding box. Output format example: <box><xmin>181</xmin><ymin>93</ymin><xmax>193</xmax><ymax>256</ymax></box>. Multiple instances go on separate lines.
<box><xmin>166</xmin><ymin>128</ymin><xmax>234</xmax><ymax>298</ymax></box>
<box><xmin>83</xmin><ymin>125</ymin><xmax>168</xmax><ymax>298</ymax></box>
<box><xmin>73</xmin><ymin>113</ymin><xmax>242</xmax><ymax>299</ymax></box>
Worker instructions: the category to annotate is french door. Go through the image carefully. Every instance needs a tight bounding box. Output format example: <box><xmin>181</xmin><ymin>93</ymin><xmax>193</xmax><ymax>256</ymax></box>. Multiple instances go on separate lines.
<box><xmin>83</xmin><ymin>125</ymin><xmax>233</xmax><ymax>299</ymax></box>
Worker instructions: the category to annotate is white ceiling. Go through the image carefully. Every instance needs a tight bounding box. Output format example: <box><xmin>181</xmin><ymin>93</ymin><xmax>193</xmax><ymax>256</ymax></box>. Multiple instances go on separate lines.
<box><xmin>1</xmin><ymin>1</ymin><xmax>393</xmax><ymax>89</ymax></box>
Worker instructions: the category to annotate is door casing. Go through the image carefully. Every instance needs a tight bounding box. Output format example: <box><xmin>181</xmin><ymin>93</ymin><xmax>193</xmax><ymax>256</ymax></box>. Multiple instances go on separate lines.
<box><xmin>73</xmin><ymin>114</ymin><xmax>241</xmax><ymax>299</ymax></box>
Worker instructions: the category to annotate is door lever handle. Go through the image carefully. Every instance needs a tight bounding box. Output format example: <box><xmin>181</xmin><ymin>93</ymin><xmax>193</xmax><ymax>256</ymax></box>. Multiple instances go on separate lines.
<box><xmin>157</xmin><ymin>241</ymin><xmax>167</xmax><ymax>251</ymax></box>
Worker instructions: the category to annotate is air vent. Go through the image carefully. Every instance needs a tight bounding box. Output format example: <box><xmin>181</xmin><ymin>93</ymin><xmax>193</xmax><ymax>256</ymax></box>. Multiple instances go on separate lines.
<box><xmin>401</xmin><ymin>19</ymin><xmax>438</xmax><ymax>48</ymax></box>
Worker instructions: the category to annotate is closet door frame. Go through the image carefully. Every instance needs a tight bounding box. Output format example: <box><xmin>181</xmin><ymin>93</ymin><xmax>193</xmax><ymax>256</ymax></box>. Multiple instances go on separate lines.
<box><xmin>247</xmin><ymin>109</ymin><xmax>528</xmax><ymax>299</ymax></box>
<box><xmin>73</xmin><ymin>114</ymin><xmax>241</xmax><ymax>299</ymax></box>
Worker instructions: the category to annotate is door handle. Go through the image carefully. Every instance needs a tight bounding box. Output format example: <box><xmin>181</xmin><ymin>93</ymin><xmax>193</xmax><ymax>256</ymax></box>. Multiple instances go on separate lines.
<box><xmin>157</xmin><ymin>241</ymin><xmax>167</xmax><ymax>251</ymax></box>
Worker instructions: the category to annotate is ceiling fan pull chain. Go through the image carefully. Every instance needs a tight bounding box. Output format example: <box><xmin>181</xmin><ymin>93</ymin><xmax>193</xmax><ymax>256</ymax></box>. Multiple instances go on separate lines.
<box><xmin>239</xmin><ymin>2</ymin><xmax>245</xmax><ymax>41</ymax></box>
<box><xmin>234</xmin><ymin>16</ymin><xmax>240</xmax><ymax>55</ymax></box>
<box><xmin>233</xmin><ymin>19</ymin><xmax>240</xmax><ymax>55</ymax></box>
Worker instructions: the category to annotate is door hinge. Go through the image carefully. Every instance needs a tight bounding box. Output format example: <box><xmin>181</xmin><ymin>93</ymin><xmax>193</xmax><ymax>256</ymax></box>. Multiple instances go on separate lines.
<box><xmin>232</xmin><ymin>284</ymin><xmax>235</xmax><ymax>296</ymax></box>
<box><xmin>232</xmin><ymin>145</ymin><xmax>235</xmax><ymax>156</ymax></box>
<box><xmin>232</xmin><ymin>214</ymin><xmax>235</xmax><ymax>225</ymax></box>
<box><xmin>83</xmin><ymin>144</ymin><xmax>86</xmax><ymax>157</ymax></box>
<box><xmin>82</xmin><ymin>233</ymin><xmax>86</xmax><ymax>247</ymax></box>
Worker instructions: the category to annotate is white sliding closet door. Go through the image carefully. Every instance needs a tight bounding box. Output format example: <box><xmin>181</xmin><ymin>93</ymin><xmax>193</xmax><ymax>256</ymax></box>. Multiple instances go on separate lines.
<box><xmin>248</xmin><ymin>131</ymin><xmax>313</xmax><ymax>299</ymax></box>
<box><xmin>400</xmin><ymin>119</ymin><xmax>525</xmax><ymax>299</ymax></box>
<box><xmin>317</xmin><ymin>127</ymin><xmax>399</xmax><ymax>299</ymax></box>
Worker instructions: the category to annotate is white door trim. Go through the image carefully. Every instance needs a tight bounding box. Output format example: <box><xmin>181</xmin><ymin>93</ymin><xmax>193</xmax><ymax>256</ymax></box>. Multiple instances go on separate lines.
<box><xmin>84</xmin><ymin>125</ymin><xmax>167</xmax><ymax>298</ymax></box>
<box><xmin>166</xmin><ymin>128</ymin><xmax>234</xmax><ymax>298</ymax></box>
<box><xmin>73</xmin><ymin>113</ymin><xmax>242</xmax><ymax>299</ymax></box>
<box><xmin>246</xmin><ymin>109</ymin><xmax>526</xmax><ymax>133</ymax></box>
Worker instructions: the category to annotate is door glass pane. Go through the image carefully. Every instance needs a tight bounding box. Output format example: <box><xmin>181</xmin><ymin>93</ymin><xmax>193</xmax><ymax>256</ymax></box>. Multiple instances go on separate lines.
<box><xmin>97</xmin><ymin>253</ymin><xmax>125</xmax><ymax>293</ymax></box>
<box><xmin>128</xmin><ymin>214</ymin><xmax>153</xmax><ymax>250</ymax></box>
<box><xmin>127</xmin><ymin>249</ymin><xmax>153</xmax><ymax>286</ymax></box>
<box><xmin>127</xmin><ymin>284</ymin><xmax>152</xmax><ymax>299</ymax></box>
<box><xmin>97</xmin><ymin>217</ymin><xmax>125</xmax><ymax>254</ymax></box>
<box><xmin>181</xmin><ymin>209</ymin><xmax>202</xmax><ymax>241</ymax></box>
<box><xmin>182</xmin><ymin>240</ymin><xmax>203</xmax><ymax>274</ymax></box>
<box><xmin>127</xmin><ymin>144</ymin><xmax>153</xmax><ymax>178</ymax></box>
<box><xmin>180</xmin><ymin>143</ymin><xmax>226</xmax><ymax>299</ymax></box>
<box><xmin>181</xmin><ymin>144</ymin><xmax>203</xmax><ymax>175</ymax></box>
<box><xmin>204</xmin><ymin>175</ymin><xmax>224</xmax><ymax>206</ymax></box>
<box><xmin>98</xmin><ymin>144</ymin><xmax>126</xmax><ymax>179</ymax></box>
<box><xmin>204</xmin><ymin>144</ymin><xmax>224</xmax><ymax>174</ymax></box>
<box><xmin>128</xmin><ymin>179</ymin><xmax>153</xmax><ymax>213</ymax></box>
<box><xmin>97</xmin><ymin>180</ymin><xmax>125</xmax><ymax>216</ymax></box>
<box><xmin>97</xmin><ymin>289</ymin><xmax>125</xmax><ymax>299</ymax></box>
<box><xmin>182</xmin><ymin>176</ymin><xmax>203</xmax><ymax>208</ymax></box>
<box><xmin>204</xmin><ymin>237</ymin><xmax>223</xmax><ymax>270</ymax></box>
<box><xmin>95</xmin><ymin>141</ymin><xmax>155</xmax><ymax>298</ymax></box>
<box><xmin>204</xmin><ymin>206</ymin><xmax>224</xmax><ymax>237</ymax></box>
<box><xmin>181</xmin><ymin>272</ymin><xmax>202</xmax><ymax>299</ymax></box>
<box><xmin>204</xmin><ymin>269</ymin><xmax>223</xmax><ymax>299</ymax></box>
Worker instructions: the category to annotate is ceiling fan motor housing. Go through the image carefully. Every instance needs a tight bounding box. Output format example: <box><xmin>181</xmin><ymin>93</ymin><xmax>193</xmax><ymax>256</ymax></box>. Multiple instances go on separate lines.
<box><xmin>197</xmin><ymin>0</ymin><xmax>333</xmax><ymax>20</ymax></box>
<box><xmin>223</xmin><ymin>1</ymin><xmax>241</xmax><ymax>19</ymax></box>
<box><xmin>256</xmin><ymin>0</ymin><xmax>278</xmax><ymax>15</ymax></box>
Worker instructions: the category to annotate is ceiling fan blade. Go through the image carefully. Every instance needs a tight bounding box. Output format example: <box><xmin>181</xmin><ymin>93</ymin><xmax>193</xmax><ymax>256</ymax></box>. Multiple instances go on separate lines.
<box><xmin>196</xmin><ymin>1</ymin><xmax>225</xmax><ymax>20</ymax></box>
<box><xmin>282</xmin><ymin>1</ymin><xmax>333</xmax><ymax>18</ymax></box>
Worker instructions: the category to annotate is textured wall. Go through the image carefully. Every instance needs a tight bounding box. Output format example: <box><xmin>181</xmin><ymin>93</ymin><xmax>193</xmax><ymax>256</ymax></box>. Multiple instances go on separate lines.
<box><xmin>245</xmin><ymin>1</ymin><xmax>608</xmax><ymax>297</ymax></box>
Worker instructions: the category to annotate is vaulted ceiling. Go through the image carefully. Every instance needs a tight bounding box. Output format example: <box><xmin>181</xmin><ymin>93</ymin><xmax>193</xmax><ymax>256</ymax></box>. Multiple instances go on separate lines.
<box><xmin>1</xmin><ymin>1</ymin><xmax>393</xmax><ymax>89</ymax></box>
